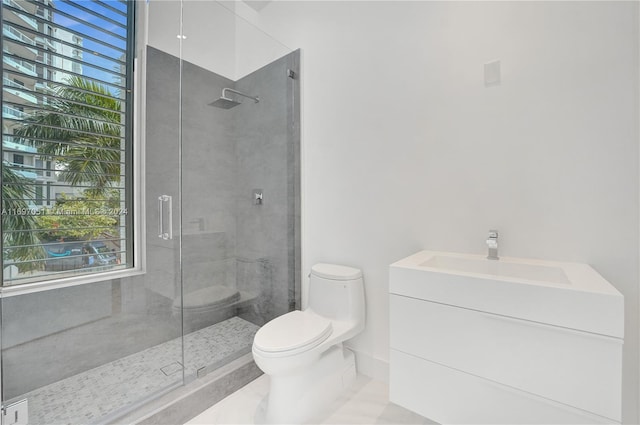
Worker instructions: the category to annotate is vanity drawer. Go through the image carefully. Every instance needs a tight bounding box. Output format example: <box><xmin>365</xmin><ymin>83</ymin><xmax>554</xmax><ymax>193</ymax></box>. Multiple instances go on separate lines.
<box><xmin>389</xmin><ymin>294</ymin><xmax>623</xmax><ymax>421</ymax></box>
<box><xmin>390</xmin><ymin>350</ymin><xmax>615</xmax><ymax>424</ymax></box>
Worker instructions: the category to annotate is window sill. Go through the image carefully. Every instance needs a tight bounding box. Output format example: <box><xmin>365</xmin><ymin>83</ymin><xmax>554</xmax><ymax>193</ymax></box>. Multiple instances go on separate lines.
<box><xmin>0</xmin><ymin>266</ymin><xmax>146</xmax><ymax>297</ymax></box>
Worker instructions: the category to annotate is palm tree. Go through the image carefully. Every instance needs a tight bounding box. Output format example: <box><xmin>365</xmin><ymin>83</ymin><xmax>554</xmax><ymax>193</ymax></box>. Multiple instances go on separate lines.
<box><xmin>13</xmin><ymin>76</ymin><xmax>124</xmax><ymax>197</ymax></box>
<box><xmin>2</xmin><ymin>77</ymin><xmax>124</xmax><ymax>275</ymax></box>
<box><xmin>2</xmin><ymin>164</ymin><xmax>45</xmax><ymax>273</ymax></box>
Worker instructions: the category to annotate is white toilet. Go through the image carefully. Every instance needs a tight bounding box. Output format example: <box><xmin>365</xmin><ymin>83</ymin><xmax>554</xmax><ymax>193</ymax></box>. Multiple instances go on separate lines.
<box><xmin>252</xmin><ymin>263</ymin><xmax>365</xmax><ymax>424</ymax></box>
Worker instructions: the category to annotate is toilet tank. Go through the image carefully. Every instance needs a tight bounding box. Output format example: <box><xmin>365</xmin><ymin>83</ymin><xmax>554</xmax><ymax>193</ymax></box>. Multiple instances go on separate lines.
<box><xmin>308</xmin><ymin>263</ymin><xmax>365</xmax><ymax>324</ymax></box>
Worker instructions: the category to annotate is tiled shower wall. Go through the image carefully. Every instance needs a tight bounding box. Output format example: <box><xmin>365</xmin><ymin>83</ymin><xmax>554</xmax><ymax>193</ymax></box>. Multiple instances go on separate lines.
<box><xmin>0</xmin><ymin>46</ymin><xmax>300</xmax><ymax>403</ymax></box>
<box><xmin>178</xmin><ymin>45</ymin><xmax>301</xmax><ymax>324</ymax></box>
<box><xmin>235</xmin><ymin>52</ymin><xmax>301</xmax><ymax>320</ymax></box>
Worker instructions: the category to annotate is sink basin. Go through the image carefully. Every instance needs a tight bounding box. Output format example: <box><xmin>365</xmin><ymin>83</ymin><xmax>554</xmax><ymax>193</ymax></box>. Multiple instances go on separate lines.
<box><xmin>421</xmin><ymin>255</ymin><xmax>570</xmax><ymax>284</ymax></box>
<box><xmin>390</xmin><ymin>251</ymin><xmax>623</xmax><ymax>338</ymax></box>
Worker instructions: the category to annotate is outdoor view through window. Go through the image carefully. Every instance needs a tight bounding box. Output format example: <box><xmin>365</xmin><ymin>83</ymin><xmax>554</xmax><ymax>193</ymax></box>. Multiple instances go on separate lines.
<box><xmin>1</xmin><ymin>0</ymin><xmax>134</xmax><ymax>285</ymax></box>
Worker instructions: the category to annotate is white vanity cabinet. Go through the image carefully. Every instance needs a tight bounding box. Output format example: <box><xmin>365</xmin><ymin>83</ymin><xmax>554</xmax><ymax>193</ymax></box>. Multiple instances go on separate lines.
<box><xmin>389</xmin><ymin>251</ymin><xmax>624</xmax><ymax>424</ymax></box>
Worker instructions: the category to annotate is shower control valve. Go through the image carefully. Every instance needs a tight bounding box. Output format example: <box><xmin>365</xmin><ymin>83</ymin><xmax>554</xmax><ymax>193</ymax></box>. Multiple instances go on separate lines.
<box><xmin>254</xmin><ymin>190</ymin><xmax>263</xmax><ymax>205</ymax></box>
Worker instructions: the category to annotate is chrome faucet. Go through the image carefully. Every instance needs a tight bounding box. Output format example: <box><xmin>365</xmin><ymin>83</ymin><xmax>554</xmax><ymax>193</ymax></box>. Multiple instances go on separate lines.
<box><xmin>486</xmin><ymin>230</ymin><xmax>499</xmax><ymax>260</ymax></box>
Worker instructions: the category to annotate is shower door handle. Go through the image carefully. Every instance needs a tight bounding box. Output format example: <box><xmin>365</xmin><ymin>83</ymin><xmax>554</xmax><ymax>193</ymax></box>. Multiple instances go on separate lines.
<box><xmin>158</xmin><ymin>195</ymin><xmax>173</xmax><ymax>240</ymax></box>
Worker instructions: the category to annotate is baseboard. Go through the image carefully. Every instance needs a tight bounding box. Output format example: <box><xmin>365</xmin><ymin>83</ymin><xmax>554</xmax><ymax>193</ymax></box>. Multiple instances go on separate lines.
<box><xmin>349</xmin><ymin>347</ymin><xmax>389</xmax><ymax>384</ymax></box>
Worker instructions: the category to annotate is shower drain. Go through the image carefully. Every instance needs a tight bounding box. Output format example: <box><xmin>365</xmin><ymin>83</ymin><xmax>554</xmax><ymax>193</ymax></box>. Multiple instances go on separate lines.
<box><xmin>160</xmin><ymin>362</ymin><xmax>184</xmax><ymax>376</ymax></box>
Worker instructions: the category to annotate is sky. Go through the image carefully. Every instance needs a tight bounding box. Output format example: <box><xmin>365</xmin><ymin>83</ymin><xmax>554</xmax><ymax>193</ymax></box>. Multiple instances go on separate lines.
<box><xmin>52</xmin><ymin>0</ymin><xmax>129</xmax><ymax>95</ymax></box>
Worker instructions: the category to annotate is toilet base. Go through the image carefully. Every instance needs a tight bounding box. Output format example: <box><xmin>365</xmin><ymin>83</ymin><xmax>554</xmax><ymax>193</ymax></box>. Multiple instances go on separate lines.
<box><xmin>264</xmin><ymin>345</ymin><xmax>357</xmax><ymax>424</ymax></box>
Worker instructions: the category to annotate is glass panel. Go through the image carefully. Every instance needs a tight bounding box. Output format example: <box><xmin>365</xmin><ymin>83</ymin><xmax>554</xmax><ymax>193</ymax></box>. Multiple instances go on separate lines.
<box><xmin>0</xmin><ymin>1</ymin><xmax>184</xmax><ymax>424</ymax></box>
<box><xmin>178</xmin><ymin>0</ymin><xmax>301</xmax><ymax>379</ymax></box>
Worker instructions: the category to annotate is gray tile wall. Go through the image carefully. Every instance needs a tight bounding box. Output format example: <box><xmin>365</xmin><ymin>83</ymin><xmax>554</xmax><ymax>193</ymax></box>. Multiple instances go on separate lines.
<box><xmin>0</xmin><ymin>46</ymin><xmax>300</xmax><ymax>416</ymax></box>
<box><xmin>175</xmin><ymin>48</ymin><xmax>300</xmax><ymax>326</ymax></box>
<box><xmin>180</xmin><ymin>56</ymin><xmax>237</xmax><ymax>298</ymax></box>
<box><xmin>234</xmin><ymin>51</ymin><xmax>301</xmax><ymax>321</ymax></box>
<box><xmin>2</xmin><ymin>283</ymin><xmax>111</xmax><ymax>348</ymax></box>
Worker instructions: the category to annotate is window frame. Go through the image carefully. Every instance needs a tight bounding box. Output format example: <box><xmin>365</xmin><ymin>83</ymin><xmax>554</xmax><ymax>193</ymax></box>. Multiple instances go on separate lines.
<box><xmin>0</xmin><ymin>0</ymin><xmax>144</xmax><ymax>295</ymax></box>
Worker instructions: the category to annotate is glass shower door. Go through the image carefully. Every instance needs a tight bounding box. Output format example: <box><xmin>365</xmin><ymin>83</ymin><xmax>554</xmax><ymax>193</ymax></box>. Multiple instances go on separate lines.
<box><xmin>178</xmin><ymin>0</ymin><xmax>301</xmax><ymax>380</ymax></box>
<box><xmin>0</xmin><ymin>1</ymin><xmax>185</xmax><ymax>423</ymax></box>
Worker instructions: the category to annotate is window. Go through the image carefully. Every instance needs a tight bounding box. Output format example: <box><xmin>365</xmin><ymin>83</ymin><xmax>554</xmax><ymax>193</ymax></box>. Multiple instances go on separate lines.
<box><xmin>35</xmin><ymin>185</ymin><xmax>43</xmax><ymax>205</ymax></box>
<box><xmin>1</xmin><ymin>0</ymin><xmax>135</xmax><ymax>286</ymax></box>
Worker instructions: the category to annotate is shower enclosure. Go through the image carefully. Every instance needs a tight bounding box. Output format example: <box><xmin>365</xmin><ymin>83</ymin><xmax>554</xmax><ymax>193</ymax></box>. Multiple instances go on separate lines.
<box><xmin>0</xmin><ymin>1</ymin><xmax>300</xmax><ymax>423</ymax></box>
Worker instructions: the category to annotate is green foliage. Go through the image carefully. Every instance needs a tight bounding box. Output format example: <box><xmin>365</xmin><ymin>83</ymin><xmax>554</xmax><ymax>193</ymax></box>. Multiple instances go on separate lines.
<box><xmin>35</xmin><ymin>191</ymin><xmax>121</xmax><ymax>242</ymax></box>
<box><xmin>1</xmin><ymin>164</ymin><xmax>45</xmax><ymax>273</ymax></box>
<box><xmin>13</xmin><ymin>76</ymin><xmax>124</xmax><ymax>197</ymax></box>
<box><xmin>2</xmin><ymin>77</ymin><xmax>125</xmax><ymax>278</ymax></box>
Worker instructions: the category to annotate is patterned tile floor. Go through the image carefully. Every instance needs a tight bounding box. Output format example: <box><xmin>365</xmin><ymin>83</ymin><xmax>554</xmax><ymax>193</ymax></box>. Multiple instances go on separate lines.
<box><xmin>12</xmin><ymin>317</ymin><xmax>259</xmax><ymax>425</ymax></box>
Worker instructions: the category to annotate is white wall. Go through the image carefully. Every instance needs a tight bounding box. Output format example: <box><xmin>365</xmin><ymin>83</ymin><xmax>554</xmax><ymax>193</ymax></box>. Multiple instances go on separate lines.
<box><xmin>242</xmin><ymin>1</ymin><xmax>640</xmax><ymax>422</ymax></box>
<box><xmin>147</xmin><ymin>0</ymin><xmax>236</xmax><ymax>79</ymax></box>
<box><xmin>147</xmin><ymin>1</ymin><xmax>291</xmax><ymax>81</ymax></box>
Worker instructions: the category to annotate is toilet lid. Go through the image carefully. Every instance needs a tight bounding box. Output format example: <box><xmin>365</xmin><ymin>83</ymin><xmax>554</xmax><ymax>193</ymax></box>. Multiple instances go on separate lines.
<box><xmin>174</xmin><ymin>286</ymin><xmax>241</xmax><ymax>311</ymax></box>
<box><xmin>253</xmin><ymin>310</ymin><xmax>332</xmax><ymax>353</ymax></box>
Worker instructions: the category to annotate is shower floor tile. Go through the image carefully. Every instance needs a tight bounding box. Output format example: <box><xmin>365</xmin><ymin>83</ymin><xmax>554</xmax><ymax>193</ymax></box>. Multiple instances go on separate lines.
<box><xmin>13</xmin><ymin>317</ymin><xmax>259</xmax><ymax>425</ymax></box>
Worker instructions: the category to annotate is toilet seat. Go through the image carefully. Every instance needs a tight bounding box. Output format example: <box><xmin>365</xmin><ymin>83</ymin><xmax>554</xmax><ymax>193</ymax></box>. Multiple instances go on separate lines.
<box><xmin>253</xmin><ymin>310</ymin><xmax>332</xmax><ymax>356</ymax></box>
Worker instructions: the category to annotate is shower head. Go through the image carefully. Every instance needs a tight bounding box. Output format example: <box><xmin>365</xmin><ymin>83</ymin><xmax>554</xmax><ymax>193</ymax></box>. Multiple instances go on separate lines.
<box><xmin>209</xmin><ymin>96</ymin><xmax>241</xmax><ymax>109</ymax></box>
<box><xmin>209</xmin><ymin>88</ymin><xmax>260</xmax><ymax>109</ymax></box>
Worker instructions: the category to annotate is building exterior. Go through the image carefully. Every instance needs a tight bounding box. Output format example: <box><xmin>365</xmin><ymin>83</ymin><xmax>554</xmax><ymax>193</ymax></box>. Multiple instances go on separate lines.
<box><xmin>2</xmin><ymin>0</ymin><xmax>84</xmax><ymax>208</ymax></box>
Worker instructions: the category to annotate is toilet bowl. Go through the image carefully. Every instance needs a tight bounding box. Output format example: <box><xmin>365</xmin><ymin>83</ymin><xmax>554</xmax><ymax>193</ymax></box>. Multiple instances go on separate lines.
<box><xmin>252</xmin><ymin>263</ymin><xmax>365</xmax><ymax>424</ymax></box>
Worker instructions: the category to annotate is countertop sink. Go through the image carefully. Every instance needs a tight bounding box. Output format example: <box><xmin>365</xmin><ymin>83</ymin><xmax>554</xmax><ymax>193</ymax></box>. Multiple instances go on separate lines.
<box><xmin>390</xmin><ymin>251</ymin><xmax>623</xmax><ymax>338</ymax></box>
<box><xmin>421</xmin><ymin>254</ymin><xmax>571</xmax><ymax>284</ymax></box>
